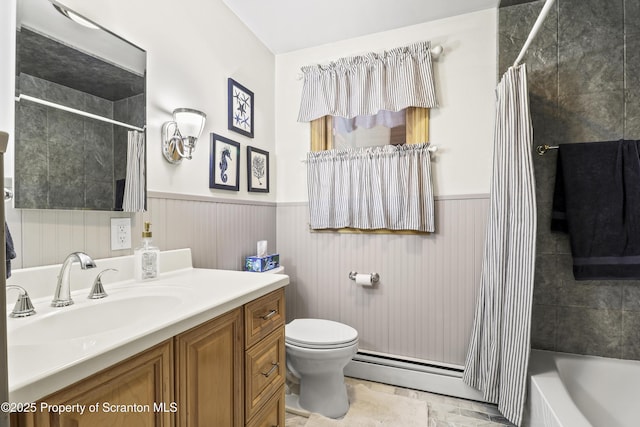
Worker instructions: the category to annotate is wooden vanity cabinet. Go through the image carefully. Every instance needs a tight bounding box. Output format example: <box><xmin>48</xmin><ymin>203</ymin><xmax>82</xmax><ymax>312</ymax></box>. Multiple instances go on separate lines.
<box><xmin>12</xmin><ymin>340</ymin><xmax>174</xmax><ymax>427</ymax></box>
<box><xmin>11</xmin><ymin>287</ymin><xmax>286</xmax><ymax>427</ymax></box>
<box><xmin>175</xmin><ymin>307</ymin><xmax>244</xmax><ymax>427</ymax></box>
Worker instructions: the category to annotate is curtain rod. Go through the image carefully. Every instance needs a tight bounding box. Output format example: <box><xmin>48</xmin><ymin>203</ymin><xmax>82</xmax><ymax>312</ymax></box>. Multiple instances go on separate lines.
<box><xmin>513</xmin><ymin>0</ymin><xmax>556</xmax><ymax>67</ymax></box>
<box><xmin>14</xmin><ymin>94</ymin><xmax>145</xmax><ymax>132</ymax></box>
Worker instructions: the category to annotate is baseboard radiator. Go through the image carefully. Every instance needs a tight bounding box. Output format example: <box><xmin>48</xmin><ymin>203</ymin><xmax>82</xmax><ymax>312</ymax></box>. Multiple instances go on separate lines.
<box><xmin>344</xmin><ymin>350</ymin><xmax>488</xmax><ymax>402</ymax></box>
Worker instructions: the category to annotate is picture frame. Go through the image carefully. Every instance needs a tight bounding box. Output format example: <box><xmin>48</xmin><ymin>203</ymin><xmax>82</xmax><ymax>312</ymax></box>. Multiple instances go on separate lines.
<box><xmin>247</xmin><ymin>146</ymin><xmax>269</xmax><ymax>193</ymax></box>
<box><xmin>210</xmin><ymin>133</ymin><xmax>240</xmax><ymax>191</ymax></box>
<box><xmin>228</xmin><ymin>78</ymin><xmax>254</xmax><ymax>138</ymax></box>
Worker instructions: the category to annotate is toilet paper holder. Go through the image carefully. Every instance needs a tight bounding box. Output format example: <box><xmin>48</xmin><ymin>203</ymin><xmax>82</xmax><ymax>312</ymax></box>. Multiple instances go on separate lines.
<box><xmin>348</xmin><ymin>271</ymin><xmax>380</xmax><ymax>283</ymax></box>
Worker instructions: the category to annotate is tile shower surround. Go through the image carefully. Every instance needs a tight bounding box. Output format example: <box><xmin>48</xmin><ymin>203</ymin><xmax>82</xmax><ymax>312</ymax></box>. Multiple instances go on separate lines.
<box><xmin>500</xmin><ymin>0</ymin><xmax>640</xmax><ymax>360</ymax></box>
<box><xmin>14</xmin><ymin>74</ymin><xmax>143</xmax><ymax>210</ymax></box>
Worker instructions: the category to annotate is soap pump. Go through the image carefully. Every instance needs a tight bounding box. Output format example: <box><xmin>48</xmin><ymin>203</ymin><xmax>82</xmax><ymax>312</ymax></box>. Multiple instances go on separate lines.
<box><xmin>134</xmin><ymin>221</ymin><xmax>160</xmax><ymax>281</ymax></box>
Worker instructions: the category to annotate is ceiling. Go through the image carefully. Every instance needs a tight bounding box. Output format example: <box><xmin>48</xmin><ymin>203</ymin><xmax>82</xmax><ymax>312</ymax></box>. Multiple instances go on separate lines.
<box><xmin>222</xmin><ymin>0</ymin><xmax>500</xmax><ymax>54</ymax></box>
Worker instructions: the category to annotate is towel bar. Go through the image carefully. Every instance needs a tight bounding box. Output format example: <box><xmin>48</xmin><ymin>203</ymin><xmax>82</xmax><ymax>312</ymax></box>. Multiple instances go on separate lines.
<box><xmin>536</xmin><ymin>144</ymin><xmax>559</xmax><ymax>155</ymax></box>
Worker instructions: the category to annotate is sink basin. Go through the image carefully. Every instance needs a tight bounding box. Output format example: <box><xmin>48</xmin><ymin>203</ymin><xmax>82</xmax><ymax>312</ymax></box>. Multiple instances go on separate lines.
<box><xmin>9</xmin><ymin>293</ymin><xmax>183</xmax><ymax>346</ymax></box>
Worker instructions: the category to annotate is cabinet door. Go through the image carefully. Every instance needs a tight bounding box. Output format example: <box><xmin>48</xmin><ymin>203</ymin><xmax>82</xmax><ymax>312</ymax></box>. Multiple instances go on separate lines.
<box><xmin>27</xmin><ymin>340</ymin><xmax>174</xmax><ymax>427</ymax></box>
<box><xmin>176</xmin><ymin>307</ymin><xmax>243</xmax><ymax>427</ymax></box>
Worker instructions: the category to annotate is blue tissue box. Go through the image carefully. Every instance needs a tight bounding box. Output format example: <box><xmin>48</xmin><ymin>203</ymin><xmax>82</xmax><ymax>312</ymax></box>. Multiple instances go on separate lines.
<box><xmin>245</xmin><ymin>254</ymin><xmax>280</xmax><ymax>272</ymax></box>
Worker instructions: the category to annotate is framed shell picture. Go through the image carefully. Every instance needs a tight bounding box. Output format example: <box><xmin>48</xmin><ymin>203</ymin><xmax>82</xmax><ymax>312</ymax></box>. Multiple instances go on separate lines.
<box><xmin>246</xmin><ymin>146</ymin><xmax>269</xmax><ymax>193</ymax></box>
<box><xmin>228</xmin><ymin>78</ymin><xmax>254</xmax><ymax>138</ymax></box>
<box><xmin>210</xmin><ymin>133</ymin><xmax>240</xmax><ymax>191</ymax></box>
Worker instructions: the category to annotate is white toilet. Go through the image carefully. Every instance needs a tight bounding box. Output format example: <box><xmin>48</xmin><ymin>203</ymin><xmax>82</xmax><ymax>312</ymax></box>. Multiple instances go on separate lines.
<box><xmin>261</xmin><ymin>266</ymin><xmax>358</xmax><ymax>418</ymax></box>
<box><xmin>285</xmin><ymin>318</ymin><xmax>359</xmax><ymax>418</ymax></box>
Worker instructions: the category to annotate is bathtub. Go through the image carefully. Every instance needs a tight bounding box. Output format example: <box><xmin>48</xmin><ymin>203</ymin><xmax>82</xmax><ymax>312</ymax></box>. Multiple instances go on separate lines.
<box><xmin>525</xmin><ymin>350</ymin><xmax>640</xmax><ymax>427</ymax></box>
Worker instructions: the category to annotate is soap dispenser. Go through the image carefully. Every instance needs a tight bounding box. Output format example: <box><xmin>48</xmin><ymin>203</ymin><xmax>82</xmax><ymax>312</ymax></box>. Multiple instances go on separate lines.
<box><xmin>134</xmin><ymin>221</ymin><xmax>160</xmax><ymax>281</ymax></box>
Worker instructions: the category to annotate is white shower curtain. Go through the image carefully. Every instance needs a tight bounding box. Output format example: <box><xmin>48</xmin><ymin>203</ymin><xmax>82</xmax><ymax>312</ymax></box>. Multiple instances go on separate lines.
<box><xmin>122</xmin><ymin>130</ymin><xmax>146</xmax><ymax>212</ymax></box>
<box><xmin>463</xmin><ymin>65</ymin><xmax>537</xmax><ymax>426</ymax></box>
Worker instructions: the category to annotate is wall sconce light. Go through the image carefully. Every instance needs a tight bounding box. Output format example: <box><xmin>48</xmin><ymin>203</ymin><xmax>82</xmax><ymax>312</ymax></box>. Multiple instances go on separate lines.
<box><xmin>161</xmin><ymin>108</ymin><xmax>207</xmax><ymax>164</ymax></box>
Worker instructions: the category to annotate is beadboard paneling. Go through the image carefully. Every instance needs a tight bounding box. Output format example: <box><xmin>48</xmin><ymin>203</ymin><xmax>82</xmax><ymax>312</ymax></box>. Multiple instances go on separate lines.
<box><xmin>19</xmin><ymin>209</ymin><xmax>130</xmax><ymax>267</ymax></box>
<box><xmin>276</xmin><ymin>196</ymin><xmax>489</xmax><ymax>366</ymax></box>
<box><xmin>11</xmin><ymin>194</ymin><xmax>276</xmax><ymax>271</ymax></box>
<box><xmin>9</xmin><ymin>192</ymin><xmax>484</xmax><ymax>366</ymax></box>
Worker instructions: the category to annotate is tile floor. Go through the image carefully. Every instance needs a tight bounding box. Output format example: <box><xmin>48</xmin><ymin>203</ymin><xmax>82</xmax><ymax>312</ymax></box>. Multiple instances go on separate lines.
<box><xmin>285</xmin><ymin>377</ymin><xmax>516</xmax><ymax>427</ymax></box>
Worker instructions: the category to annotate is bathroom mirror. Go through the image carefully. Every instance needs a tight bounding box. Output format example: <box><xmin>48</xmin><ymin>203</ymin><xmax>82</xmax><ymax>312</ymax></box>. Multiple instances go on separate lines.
<box><xmin>14</xmin><ymin>0</ymin><xmax>147</xmax><ymax>211</ymax></box>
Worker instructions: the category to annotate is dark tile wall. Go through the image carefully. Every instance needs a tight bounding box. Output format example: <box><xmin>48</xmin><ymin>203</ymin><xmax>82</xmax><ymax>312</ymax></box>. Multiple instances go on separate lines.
<box><xmin>500</xmin><ymin>0</ymin><xmax>640</xmax><ymax>360</ymax></box>
<box><xmin>15</xmin><ymin>74</ymin><xmax>116</xmax><ymax>210</ymax></box>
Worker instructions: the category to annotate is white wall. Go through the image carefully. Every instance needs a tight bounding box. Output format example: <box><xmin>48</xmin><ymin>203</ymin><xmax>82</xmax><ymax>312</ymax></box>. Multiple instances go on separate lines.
<box><xmin>3</xmin><ymin>2</ymin><xmax>497</xmax><ymax>203</ymax></box>
<box><xmin>2</xmin><ymin>0</ymin><xmax>276</xmax><ymax>201</ymax></box>
<box><xmin>275</xmin><ymin>9</ymin><xmax>497</xmax><ymax>201</ymax></box>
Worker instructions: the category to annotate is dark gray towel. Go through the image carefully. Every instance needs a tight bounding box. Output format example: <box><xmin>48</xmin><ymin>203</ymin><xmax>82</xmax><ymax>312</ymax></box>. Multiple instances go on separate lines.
<box><xmin>6</xmin><ymin>222</ymin><xmax>15</xmax><ymax>278</ymax></box>
<box><xmin>552</xmin><ymin>140</ymin><xmax>640</xmax><ymax>280</ymax></box>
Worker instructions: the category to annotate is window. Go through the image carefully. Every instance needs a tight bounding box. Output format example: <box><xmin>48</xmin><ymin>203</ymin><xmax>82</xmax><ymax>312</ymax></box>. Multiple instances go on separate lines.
<box><xmin>300</xmin><ymin>42</ymin><xmax>437</xmax><ymax>233</ymax></box>
<box><xmin>310</xmin><ymin>107</ymin><xmax>429</xmax><ymax>152</ymax></box>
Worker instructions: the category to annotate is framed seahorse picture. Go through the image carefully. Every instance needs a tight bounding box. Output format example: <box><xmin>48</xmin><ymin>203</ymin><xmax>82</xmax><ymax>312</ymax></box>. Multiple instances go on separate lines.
<box><xmin>210</xmin><ymin>133</ymin><xmax>240</xmax><ymax>191</ymax></box>
<box><xmin>247</xmin><ymin>146</ymin><xmax>269</xmax><ymax>193</ymax></box>
<box><xmin>228</xmin><ymin>78</ymin><xmax>254</xmax><ymax>138</ymax></box>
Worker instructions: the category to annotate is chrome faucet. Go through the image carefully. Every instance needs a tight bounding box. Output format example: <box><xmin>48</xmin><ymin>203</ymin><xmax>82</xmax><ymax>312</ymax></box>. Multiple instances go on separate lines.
<box><xmin>51</xmin><ymin>252</ymin><xmax>97</xmax><ymax>307</ymax></box>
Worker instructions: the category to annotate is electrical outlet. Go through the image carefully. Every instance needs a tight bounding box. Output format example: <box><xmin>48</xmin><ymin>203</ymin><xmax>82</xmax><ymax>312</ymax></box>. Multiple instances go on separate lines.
<box><xmin>111</xmin><ymin>218</ymin><xmax>132</xmax><ymax>251</ymax></box>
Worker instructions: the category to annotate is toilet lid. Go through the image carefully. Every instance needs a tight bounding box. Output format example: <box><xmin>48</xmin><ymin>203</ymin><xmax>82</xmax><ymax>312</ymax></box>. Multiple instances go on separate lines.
<box><xmin>285</xmin><ymin>318</ymin><xmax>358</xmax><ymax>349</ymax></box>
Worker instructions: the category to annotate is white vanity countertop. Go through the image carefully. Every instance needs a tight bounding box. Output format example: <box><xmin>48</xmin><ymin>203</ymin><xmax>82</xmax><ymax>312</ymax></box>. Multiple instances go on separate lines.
<box><xmin>6</xmin><ymin>258</ymin><xmax>289</xmax><ymax>403</ymax></box>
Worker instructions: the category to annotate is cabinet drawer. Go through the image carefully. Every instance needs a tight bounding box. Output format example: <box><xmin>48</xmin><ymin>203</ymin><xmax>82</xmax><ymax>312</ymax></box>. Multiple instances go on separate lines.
<box><xmin>246</xmin><ymin>385</ymin><xmax>285</xmax><ymax>427</ymax></box>
<box><xmin>244</xmin><ymin>288</ymin><xmax>285</xmax><ymax>348</ymax></box>
<box><xmin>245</xmin><ymin>327</ymin><xmax>285</xmax><ymax>421</ymax></box>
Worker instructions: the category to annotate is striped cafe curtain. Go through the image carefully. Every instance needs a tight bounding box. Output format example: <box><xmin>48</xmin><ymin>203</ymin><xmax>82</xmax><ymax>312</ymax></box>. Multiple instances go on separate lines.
<box><xmin>306</xmin><ymin>143</ymin><xmax>434</xmax><ymax>232</ymax></box>
<box><xmin>462</xmin><ymin>65</ymin><xmax>537</xmax><ymax>426</ymax></box>
<box><xmin>122</xmin><ymin>130</ymin><xmax>146</xmax><ymax>212</ymax></box>
<box><xmin>297</xmin><ymin>41</ymin><xmax>438</xmax><ymax>122</ymax></box>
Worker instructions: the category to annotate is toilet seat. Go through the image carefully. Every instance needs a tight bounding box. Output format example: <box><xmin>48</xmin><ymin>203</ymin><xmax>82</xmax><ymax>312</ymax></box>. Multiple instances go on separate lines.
<box><xmin>285</xmin><ymin>318</ymin><xmax>358</xmax><ymax>350</ymax></box>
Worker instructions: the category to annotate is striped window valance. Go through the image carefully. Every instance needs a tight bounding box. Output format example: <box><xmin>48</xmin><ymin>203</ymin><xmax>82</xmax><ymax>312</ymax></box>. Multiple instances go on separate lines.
<box><xmin>298</xmin><ymin>41</ymin><xmax>439</xmax><ymax>122</ymax></box>
<box><xmin>307</xmin><ymin>143</ymin><xmax>435</xmax><ymax>232</ymax></box>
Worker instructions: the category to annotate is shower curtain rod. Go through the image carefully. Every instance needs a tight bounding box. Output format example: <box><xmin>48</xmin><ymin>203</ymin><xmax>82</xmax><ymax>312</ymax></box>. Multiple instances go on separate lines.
<box><xmin>513</xmin><ymin>0</ymin><xmax>556</xmax><ymax>67</ymax></box>
<box><xmin>14</xmin><ymin>94</ymin><xmax>145</xmax><ymax>132</ymax></box>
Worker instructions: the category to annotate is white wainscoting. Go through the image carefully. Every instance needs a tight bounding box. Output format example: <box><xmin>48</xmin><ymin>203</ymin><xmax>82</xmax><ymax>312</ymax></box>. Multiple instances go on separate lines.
<box><xmin>276</xmin><ymin>195</ymin><xmax>489</xmax><ymax>366</ymax></box>
<box><xmin>9</xmin><ymin>191</ymin><xmax>487</xmax><ymax>367</ymax></box>
<box><xmin>9</xmin><ymin>192</ymin><xmax>277</xmax><ymax>271</ymax></box>
<box><xmin>144</xmin><ymin>193</ymin><xmax>277</xmax><ymax>270</ymax></box>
